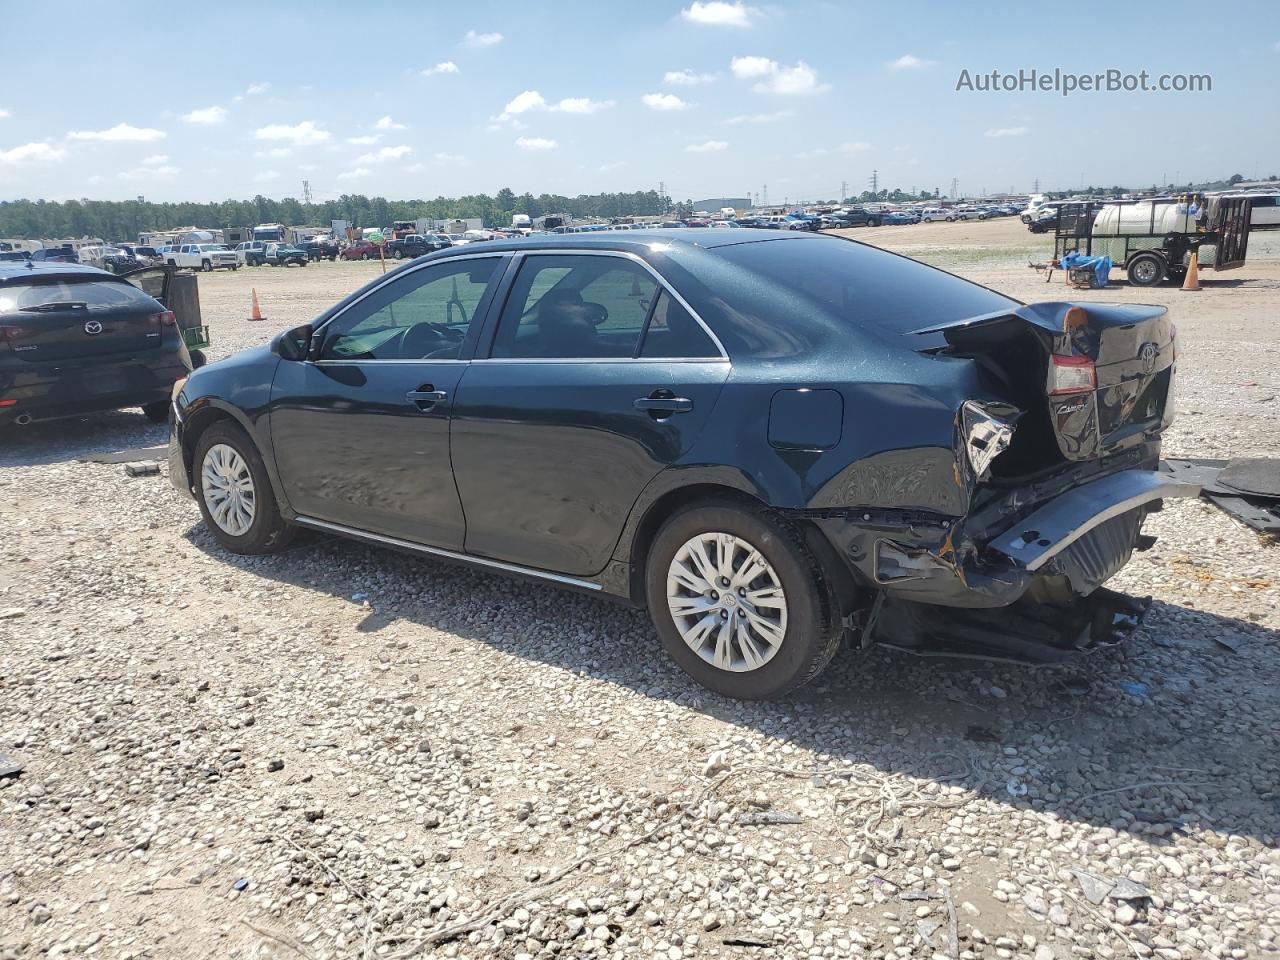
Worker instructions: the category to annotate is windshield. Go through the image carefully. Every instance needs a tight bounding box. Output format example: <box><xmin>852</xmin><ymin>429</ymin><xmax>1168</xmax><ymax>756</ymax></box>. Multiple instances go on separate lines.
<box><xmin>708</xmin><ymin>237</ymin><xmax>1019</xmax><ymax>340</ymax></box>
<box><xmin>199</xmin><ymin>244</ymin><xmax>229</xmax><ymax>252</ymax></box>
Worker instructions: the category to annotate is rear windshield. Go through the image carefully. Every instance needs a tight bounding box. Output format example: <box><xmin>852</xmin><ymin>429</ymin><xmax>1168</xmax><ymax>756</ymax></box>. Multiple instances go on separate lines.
<box><xmin>710</xmin><ymin>238</ymin><xmax>1018</xmax><ymax>339</ymax></box>
<box><xmin>0</xmin><ymin>279</ymin><xmax>157</xmax><ymax>316</ymax></box>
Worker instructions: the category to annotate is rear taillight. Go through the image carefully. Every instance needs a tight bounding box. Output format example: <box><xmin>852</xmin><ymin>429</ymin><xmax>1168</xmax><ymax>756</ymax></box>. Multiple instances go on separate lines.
<box><xmin>152</xmin><ymin>311</ymin><xmax>177</xmax><ymax>327</ymax></box>
<box><xmin>1048</xmin><ymin>354</ymin><xmax>1097</xmax><ymax>396</ymax></box>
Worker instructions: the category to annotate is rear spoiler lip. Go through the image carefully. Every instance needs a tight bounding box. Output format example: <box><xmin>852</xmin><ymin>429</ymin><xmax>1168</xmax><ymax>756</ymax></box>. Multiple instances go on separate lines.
<box><xmin>909</xmin><ymin>301</ymin><xmax>1168</xmax><ymax>338</ymax></box>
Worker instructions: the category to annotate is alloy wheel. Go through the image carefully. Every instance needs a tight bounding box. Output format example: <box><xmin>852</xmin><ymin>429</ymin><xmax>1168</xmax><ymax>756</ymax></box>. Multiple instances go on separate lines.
<box><xmin>201</xmin><ymin>443</ymin><xmax>256</xmax><ymax>537</ymax></box>
<box><xmin>666</xmin><ymin>532</ymin><xmax>788</xmax><ymax>673</ymax></box>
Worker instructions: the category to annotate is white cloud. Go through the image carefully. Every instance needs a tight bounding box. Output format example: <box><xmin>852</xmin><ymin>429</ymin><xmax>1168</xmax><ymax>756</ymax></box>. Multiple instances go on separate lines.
<box><xmin>686</xmin><ymin>140</ymin><xmax>728</xmax><ymax>153</ymax></box>
<box><xmin>985</xmin><ymin>126</ymin><xmax>1028</xmax><ymax>137</ymax></box>
<box><xmin>723</xmin><ymin>109</ymin><xmax>792</xmax><ymax>124</ymax></box>
<box><xmin>552</xmin><ymin>97</ymin><xmax>614</xmax><ymax>113</ymax></box>
<box><xmin>246</xmin><ymin>82</ymin><xmax>270</xmax><ymax>95</ymax></box>
<box><xmin>730</xmin><ymin>57</ymin><xmax>828</xmax><ymax>94</ymax></box>
<box><xmin>67</xmin><ymin>123</ymin><xmax>166</xmax><ymax>142</ymax></box>
<box><xmin>681</xmin><ymin>1</ymin><xmax>756</xmax><ymax>27</ymax></box>
<box><xmin>355</xmin><ymin>145</ymin><xmax>413</xmax><ymax>163</ymax></box>
<box><xmin>0</xmin><ymin>142</ymin><xmax>66</xmax><ymax>166</ymax></box>
<box><xmin>598</xmin><ymin>161</ymin><xmax>626</xmax><ymax>172</ymax></box>
<box><xmin>405</xmin><ymin>162</ymin><xmax>426</xmax><ymax>173</ymax></box>
<box><xmin>346</xmin><ymin>135</ymin><xmax>381</xmax><ymax>145</ymax></box>
<box><xmin>0</xmin><ymin>109</ymin><xmax>9</xmax><ymax>120</ymax></box>
<box><xmin>299</xmin><ymin>163</ymin><xmax>319</xmax><ymax>172</ymax></box>
<box><xmin>119</xmin><ymin>163</ymin><xmax>178</xmax><ymax>180</ymax></box>
<box><xmin>338</xmin><ymin>167</ymin><xmax>371</xmax><ymax>180</ymax></box>
<box><xmin>254</xmin><ymin>121</ymin><xmax>330</xmax><ymax>145</ymax></box>
<box><xmin>422</xmin><ymin>61</ymin><xmax>459</xmax><ymax>76</ymax></box>
<box><xmin>253</xmin><ymin>170</ymin><xmax>281</xmax><ymax>183</ymax></box>
<box><xmin>141</xmin><ymin>154</ymin><xmax>169</xmax><ymax>166</ymax></box>
<box><xmin>181</xmin><ymin>105</ymin><xmax>227</xmax><ymax>124</ymax></box>
<box><xmin>503</xmin><ymin>90</ymin><xmax>547</xmax><ymax>115</ymax></box>
<box><xmin>434</xmin><ymin>152</ymin><xmax>468</xmax><ymax>164</ymax></box>
<box><xmin>664</xmin><ymin>69</ymin><xmax>716</xmax><ymax>85</ymax></box>
<box><xmin>375</xmin><ymin>115</ymin><xmax>407</xmax><ymax>131</ymax></box>
<box><xmin>464</xmin><ymin>29</ymin><xmax>503</xmax><ymax>47</ymax></box>
<box><xmin>254</xmin><ymin>147</ymin><xmax>293</xmax><ymax>159</ymax></box>
<box><xmin>729</xmin><ymin>55</ymin><xmax>774</xmax><ymax>78</ymax></box>
<box><xmin>515</xmin><ymin>136</ymin><xmax>557</xmax><ymax>151</ymax></box>
<box><xmin>642</xmin><ymin>92</ymin><xmax>689</xmax><ymax>111</ymax></box>
<box><xmin>888</xmin><ymin>54</ymin><xmax>933</xmax><ymax>70</ymax></box>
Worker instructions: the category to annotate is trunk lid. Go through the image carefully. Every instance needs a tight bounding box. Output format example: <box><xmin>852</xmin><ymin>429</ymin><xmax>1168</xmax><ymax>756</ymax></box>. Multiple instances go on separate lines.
<box><xmin>916</xmin><ymin>301</ymin><xmax>1176</xmax><ymax>474</ymax></box>
<box><xmin>0</xmin><ymin>276</ymin><xmax>169</xmax><ymax>362</ymax></box>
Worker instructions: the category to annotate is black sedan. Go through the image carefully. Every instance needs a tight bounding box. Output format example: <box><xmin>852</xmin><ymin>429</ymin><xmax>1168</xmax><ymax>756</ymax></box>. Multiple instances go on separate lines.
<box><xmin>1</xmin><ymin>262</ymin><xmax>192</xmax><ymax>427</ymax></box>
<box><xmin>168</xmin><ymin>231</ymin><xmax>1188</xmax><ymax>698</ymax></box>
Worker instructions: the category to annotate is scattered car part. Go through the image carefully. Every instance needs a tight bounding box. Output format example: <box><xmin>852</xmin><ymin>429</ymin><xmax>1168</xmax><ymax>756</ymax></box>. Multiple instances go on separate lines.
<box><xmin>1161</xmin><ymin>458</ymin><xmax>1280</xmax><ymax>533</ymax></box>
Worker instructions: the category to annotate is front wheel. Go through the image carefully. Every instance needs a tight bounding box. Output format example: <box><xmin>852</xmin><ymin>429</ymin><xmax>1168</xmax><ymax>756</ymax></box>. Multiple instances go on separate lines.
<box><xmin>193</xmin><ymin>421</ymin><xmax>295</xmax><ymax>554</ymax></box>
<box><xmin>393</xmin><ymin>249</ymin><xmax>405</xmax><ymax>259</ymax></box>
<box><xmin>361</xmin><ymin>252</ymin><xmax>371</xmax><ymax>261</ymax></box>
<box><xmin>201</xmin><ymin>260</ymin><xmax>212</xmax><ymax>272</ymax></box>
<box><xmin>645</xmin><ymin>503</ymin><xmax>842</xmax><ymax>700</ymax></box>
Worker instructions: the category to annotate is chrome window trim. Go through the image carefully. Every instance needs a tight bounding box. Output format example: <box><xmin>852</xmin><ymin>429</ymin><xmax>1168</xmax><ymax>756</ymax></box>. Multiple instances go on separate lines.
<box><xmin>293</xmin><ymin>516</ymin><xmax>603</xmax><ymax>591</ymax></box>
<box><xmin>477</xmin><ymin>248</ymin><xmax>729</xmax><ymax>362</ymax></box>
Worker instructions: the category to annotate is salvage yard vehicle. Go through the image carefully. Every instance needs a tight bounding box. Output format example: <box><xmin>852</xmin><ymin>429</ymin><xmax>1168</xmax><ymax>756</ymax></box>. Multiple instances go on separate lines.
<box><xmin>263</xmin><ymin>243</ymin><xmax>308</xmax><ymax>267</ymax></box>
<box><xmin>302</xmin><ymin>236</ymin><xmax>340</xmax><ymax>261</ymax></box>
<box><xmin>340</xmin><ymin>240</ymin><xmax>382</xmax><ymax>261</ymax></box>
<box><xmin>1</xmin><ymin>261</ymin><xmax>192</xmax><ymax>427</ymax></box>
<box><xmin>168</xmin><ymin>230</ymin><xmax>1193</xmax><ymax>699</ymax></box>
<box><xmin>386</xmin><ymin>234</ymin><xmax>447</xmax><ymax>259</ymax></box>
<box><xmin>166</xmin><ymin>243</ymin><xmax>239</xmax><ymax>272</ymax></box>
<box><xmin>1053</xmin><ymin>195</ymin><xmax>1253</xmax><ymax>286</ymax></box>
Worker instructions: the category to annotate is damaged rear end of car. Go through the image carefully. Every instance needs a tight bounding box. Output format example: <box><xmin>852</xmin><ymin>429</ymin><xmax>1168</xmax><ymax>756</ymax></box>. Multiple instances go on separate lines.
<box><xmin>813</xmin><ymin>300</ymin><xmax>1196</xmax><ymax>663</ymax></box>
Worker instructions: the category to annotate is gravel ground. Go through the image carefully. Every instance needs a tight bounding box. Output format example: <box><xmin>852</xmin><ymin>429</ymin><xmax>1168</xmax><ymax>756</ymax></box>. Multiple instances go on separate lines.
<box><xmin>2</xmin><ymin>225</ymin><xmax>1278</xmax><ymax>960</ymax></box>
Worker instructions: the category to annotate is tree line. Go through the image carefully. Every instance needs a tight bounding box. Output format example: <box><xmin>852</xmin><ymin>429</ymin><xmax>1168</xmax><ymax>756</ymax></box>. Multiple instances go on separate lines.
<box><xmin>0</xmin><ymin>188</ymin><xmax>674</xmax><ymax>241</ymax></box>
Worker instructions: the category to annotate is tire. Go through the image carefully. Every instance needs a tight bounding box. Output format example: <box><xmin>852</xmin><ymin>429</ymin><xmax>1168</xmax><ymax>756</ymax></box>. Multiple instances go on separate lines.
<box><xmin>869</xmin><ymin>218</ymin><xmax>881</xmax><ymax>227</ymax></box>
<box><xmin>193</xmin><ymin>421</ymin><xmax>295</xmax><ymax>555</ymax></box>
<box><xmin>167</xmin><ymin>259</ymin><xmax>176</xmax><ymax>267</ymax></box>
<box><xmin>232</xmin><ymin>265</ymin><xmax>240</xmax><ymax>271</ymax></box>
<box><xmin>644</xmin><ymin>502</ymin><xmax>842</xmax><ymax>700</ymax></box>
<box><xmin>393</xmin><ymin>248</ymin><xmax>405</xmax><ymax>260</ymax></box>
<box><xmin>201</xmin><ymin>260</ymin><xmax>212</xmax><ymax>272</ymax></box>
<box><xmin>946</xmin><ymin>216</ymin><xmax>955</xmax><ymax>222</ymax></box>
<box><xmin>361</xmin><ymin>252</ymin><xmax>371</xmax><ymax>261</ymax></box>
<box><xmin>1127</xmin><ymin>252</ymin><xmax>1166</xmax><ymax>287</ymax></box>
<box><xmin>141</xmin><ymin>400</ymin><xmax>169</xmax><ymax>423</ymax></box>
<box><xmin>189</xmin><ymin>349</ymin><xmax>208</xmax><ymax>369</ymax></box>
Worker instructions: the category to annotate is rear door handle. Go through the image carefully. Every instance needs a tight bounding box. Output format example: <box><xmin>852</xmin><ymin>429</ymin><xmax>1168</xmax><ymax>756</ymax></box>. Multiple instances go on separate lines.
<box><xmin>406</xmin><ymin>387</ymin><xmax>448</xmax><ymax>410</ymax></box>
<box><xmin>634</xmin><ymin>394</ymin><xmax>693</xmax><ymax>418</ymax></box>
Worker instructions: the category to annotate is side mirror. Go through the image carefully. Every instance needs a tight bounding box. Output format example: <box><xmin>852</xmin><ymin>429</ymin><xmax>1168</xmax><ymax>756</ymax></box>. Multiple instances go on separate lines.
<box><xmin>273</xmin><ymin>323</ymin><xmax>314</xmax><ymax>361</ymax></box>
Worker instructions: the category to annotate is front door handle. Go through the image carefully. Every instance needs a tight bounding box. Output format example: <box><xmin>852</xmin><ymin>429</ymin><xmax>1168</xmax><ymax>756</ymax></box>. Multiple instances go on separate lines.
<box><xmin>634</xmin><ymin>392</ymin><xmax>693</xmax><ymax>419</ymax></box>
<box><xmin>406</xmin><ymin>387</ymin><xmax>448</xmax><ymax>410</ymax></box>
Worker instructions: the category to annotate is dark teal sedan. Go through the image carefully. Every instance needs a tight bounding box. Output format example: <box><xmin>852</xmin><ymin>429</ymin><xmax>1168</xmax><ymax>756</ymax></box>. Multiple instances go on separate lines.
<box><xmin>167</xmin><ymin>231</ymin><xmax>1190</xmax><ymax>698</ymax></box>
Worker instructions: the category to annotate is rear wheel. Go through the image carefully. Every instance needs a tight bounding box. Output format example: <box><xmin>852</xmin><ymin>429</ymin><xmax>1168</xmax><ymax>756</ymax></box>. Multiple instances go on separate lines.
<box><xmin>193</xmin><ymin>421</ymin><xmax>294</xmax><ymax>554</ymax></box>
<box><xmin>645</xmin><ymin>503</ymin><xmax>842</xmax><ymax>699</ymax></box>
<box><xmin>201</xmin><ymin>259</ymin><xmax>212</xmax><ymax>272</ymax></box>
<box><xmin>393</xmin><ymin>249</ymin><xmax>405</xmax><ymax>259</ymax></box>
<box><xmin>1127</xmin><ymin>252</ymin><xmax>1166</xmax><ymax>287</ymax></box>
<box><xmin>361</xmin><ymin>252</ymin><xmax>371</xmax><ymax>261</ymax></box>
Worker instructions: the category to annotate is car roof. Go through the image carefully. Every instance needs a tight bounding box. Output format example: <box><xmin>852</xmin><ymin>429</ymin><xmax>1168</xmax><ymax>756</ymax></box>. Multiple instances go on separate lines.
<box><xmin>0</xmin><ymin>261</ymin><xmax>117</xmax><ymax>285</ymax></box>
<box><xmin>433</xmin><ymin>227</ymin><xmax>789</xmax><ymax>256</ymax></box>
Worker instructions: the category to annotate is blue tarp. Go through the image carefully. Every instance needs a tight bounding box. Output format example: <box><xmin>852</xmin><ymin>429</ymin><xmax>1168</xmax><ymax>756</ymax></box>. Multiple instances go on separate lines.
<box><xmin>1059</xmin><ymin>251</ymin><xmax>1114</xmax><ymax>288</ymax></box>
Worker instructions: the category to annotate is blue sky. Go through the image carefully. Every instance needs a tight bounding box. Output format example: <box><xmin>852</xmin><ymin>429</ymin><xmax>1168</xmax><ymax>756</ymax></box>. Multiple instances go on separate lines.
<box><xmin>1</xmin><ymin>0</ymin><xmax>1276</xmax><ymax>204</ymax></box>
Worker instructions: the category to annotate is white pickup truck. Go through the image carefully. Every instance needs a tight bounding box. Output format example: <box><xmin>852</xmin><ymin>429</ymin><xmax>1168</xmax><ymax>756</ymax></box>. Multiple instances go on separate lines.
<box><xmin>163</xmin><ymin>243</ymin><xmax>239</xmax><ymax>272</ymax></box>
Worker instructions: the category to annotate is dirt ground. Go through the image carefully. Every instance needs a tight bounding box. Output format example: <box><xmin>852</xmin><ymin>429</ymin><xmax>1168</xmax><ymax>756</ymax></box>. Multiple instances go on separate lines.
<box><xmin>2</xmin><ymin>221</ymin><xmax>1278</xmax><ymax>960</ymax></box>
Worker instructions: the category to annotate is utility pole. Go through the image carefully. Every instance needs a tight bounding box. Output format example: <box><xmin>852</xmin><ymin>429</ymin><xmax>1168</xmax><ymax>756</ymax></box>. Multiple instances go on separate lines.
<box><xmin>950</xmin><ymin>177</ymin><xmax>959</xmax><ymax>199</ymax></box>
<box><xmin>1032</xmin><ymin>177</ymin><xmax>1040</xmax><ymax>193</ymax></box>
<box><xmin>762</xmin><ymin>184</ymin><xmax>768</xmax><ymax>208</ymax></box>
<box><xmin>302</xmin><ymin>180</ymin><xmax>313</xmax><ymax>205</ymax></box>
<box><xmin>868</xmin><ymin>169</ymin><xmax>878</xmax><ymax>196</ymax></box>
<box><xmin>840</xmin><ymin>180</ymin><xmax>847</xmax><ymax>203</ymax></box>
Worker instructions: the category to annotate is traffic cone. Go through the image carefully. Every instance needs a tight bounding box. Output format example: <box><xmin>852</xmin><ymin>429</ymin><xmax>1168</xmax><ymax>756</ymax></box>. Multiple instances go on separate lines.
<box><xmin>248</xmin><ymin>288</ymin><xmax>267</xmax><ymax>321</ymax></box>
<box><xmin>1181</xmin><ymin>251</ymin><xmax>1201</xmax><ymax>292</ymax></box>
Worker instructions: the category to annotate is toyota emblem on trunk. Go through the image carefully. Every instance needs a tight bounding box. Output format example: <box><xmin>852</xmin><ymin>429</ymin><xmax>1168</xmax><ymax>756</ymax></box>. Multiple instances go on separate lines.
<box><xmin>1139</xmin><ymin>342</ymin><xmax>1158</xmax><ymax>374</ymax></box>
<box><xmin>84</xmin><ymin>320</ymin><xmax>103</xmax><ymax>335</ymax></box>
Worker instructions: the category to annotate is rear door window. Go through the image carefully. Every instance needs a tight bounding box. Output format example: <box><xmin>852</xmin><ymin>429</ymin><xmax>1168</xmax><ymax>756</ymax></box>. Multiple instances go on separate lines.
<box><xmin>489</xmin><ymin>255</ymin><xmax>658</xmax><ymax>359</ymax></box>
<box><xmin>638</xmin><ymin>292</ymin><xmax>720</xmax><ymax>358</ymax></box>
